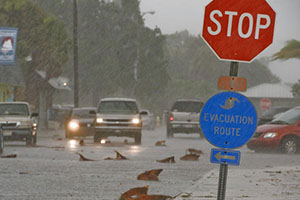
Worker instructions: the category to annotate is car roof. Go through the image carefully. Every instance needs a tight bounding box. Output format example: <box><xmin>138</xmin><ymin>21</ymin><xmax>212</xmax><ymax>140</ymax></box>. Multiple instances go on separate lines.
<box><xmin>99</xmin><ymin>97</ymin><xmax>137</xmax><ymax>102</ymax></box>
<box><xmin>0</xmin><ymin>101</ymin><xmax>30</xmax><ymax>105</ymax></box>
<box><xmin>73</xmin><ymin>107</ymin><xmax>96</xmax><ymax>111</ymax></box>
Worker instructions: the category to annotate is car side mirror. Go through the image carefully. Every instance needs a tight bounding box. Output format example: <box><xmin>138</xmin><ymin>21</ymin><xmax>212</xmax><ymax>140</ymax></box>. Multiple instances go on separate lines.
<box><xmin>31</xmin><ymin>113</ymin><xmax>38</xmax><ymax>117</ymax></box>
<box><xmin>89</xmin><ymin>110</ymin><xmax>96</xmax><ymax>115</ymax></box>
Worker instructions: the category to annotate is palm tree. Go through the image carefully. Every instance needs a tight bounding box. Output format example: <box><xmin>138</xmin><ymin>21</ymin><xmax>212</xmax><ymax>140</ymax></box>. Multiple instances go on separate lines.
<box><xmin>272</xmin><ymin>39</ymin><xmax>300</xmax><ymax>60</ymax></box>
<box><xmin>273</xmin><ymin>39</ymin><xmax>300</xmax><ymax>97</ymax></box>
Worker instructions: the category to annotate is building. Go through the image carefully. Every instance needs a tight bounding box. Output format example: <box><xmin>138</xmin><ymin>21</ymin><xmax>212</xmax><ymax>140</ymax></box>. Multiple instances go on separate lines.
<box><xmin>241</xmin><ymin>83</ymin><xmax>299</xmax><ymax>117</ymax></box>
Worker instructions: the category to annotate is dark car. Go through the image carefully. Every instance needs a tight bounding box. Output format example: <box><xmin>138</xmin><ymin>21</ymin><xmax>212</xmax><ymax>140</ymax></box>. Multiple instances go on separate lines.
<box><xmin>247</xmin><ymin>106</ymin><xmax>300</xmax><ymax>154</ymax></box>
<box><xmin>65</xmin><ymin>107</ymin><xmax>96</xmax><ymax>139</ymax></box>
<box><xmin>258</xmin><ymin>106</ymin><xmax>293</xmax><ymax>125</ymax></box>
<box><xmin>166</xmin><ymin>99</ymin><xmax>204</xmax><ymax>138</ymax></box>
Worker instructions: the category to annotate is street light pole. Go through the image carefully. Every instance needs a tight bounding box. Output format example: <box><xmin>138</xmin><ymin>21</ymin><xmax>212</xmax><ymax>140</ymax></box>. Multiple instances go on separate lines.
<box><xmin>133</xmin><ymin>11</ymin><xmax>155</xmax><ymax>96</ymax></box>
<box><xmin>73</xmin><ymin>0</ymin><xmax>79</xmax><ymax>107</ymax></box>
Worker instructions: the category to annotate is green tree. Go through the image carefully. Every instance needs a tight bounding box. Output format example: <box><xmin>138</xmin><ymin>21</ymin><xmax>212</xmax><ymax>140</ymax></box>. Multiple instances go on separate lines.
<box><xmin>273</xmin><ymin>39</ymin><xmax>300</xmax><ymax>60</ymax></box>
<box><xmin>0</xmin><ymin>0</ymin><xmax>71</xmax><ymax>126</ymax></box>
<box><xmin>273</xmin><ymin>39</ymin><xmax>300</xmax><ymax>97</ymax></box>
<box><xmin>165</xmin><ymin>31</ymin><xmax>280</xmax><ymax>102</ymax></box>
<box><xmin>33</xmin><ymin>0</ymin><xmax>169</xmax><ymax>113</ymax></box>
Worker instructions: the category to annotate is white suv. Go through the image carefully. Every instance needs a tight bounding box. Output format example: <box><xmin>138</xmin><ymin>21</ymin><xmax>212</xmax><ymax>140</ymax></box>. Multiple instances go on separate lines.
<box><xmin>166</xmin><ymin>99</ymin><xmax>204</xmax><ymax>138</ymax></box>
<box><xmin>93</xmin><ymin>98</ymin><xmax>142</xmax><ymax>144</ymax></box>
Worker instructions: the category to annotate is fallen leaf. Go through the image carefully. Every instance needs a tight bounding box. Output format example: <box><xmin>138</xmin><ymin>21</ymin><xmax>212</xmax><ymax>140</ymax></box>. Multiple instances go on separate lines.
<box><xmin>137</xmin><ymin>169</ymin><xmax>163</xmax><ymax>181</ymax></box>
<box><xmin>79</xmin><ymin>139</ymin><xmax>84</xmax><ymax>146</ymax></box>
<box><xmin>185</xmin><ymin>148</ymin><xmax>203</xmax><ymax>155</ymax></box>
<box><xmin>1</xmin><ymin>154</ymin><xmax>17</xmax><ymax>158</ymax></box>
<box><xmin>104</xmin><ymin>150</ymin><xmax>128</xmax><ymax>160</ymax></box>
<box><xmin>180</xmin><ymin>154</ymin><xmax>199</xmax><ymax>161</ymax></box>
<box><xmin>120</xmin><ymin>185</ymin><xmax>149</xmax><ymax>200</ymax></box>
<box><xmin>156</xmin><ymin>156</ymin><xmax>175</xmax><ymax>163</ymax></box>
<box><xmin>75</xmin><ymin>152</ymin><xmax>97</xmax><ymax>161</ymax></box>
<box><xmin>155</xmin><ymin>140</ymin><xmax>166</xmax><ymax>146</ymax></box>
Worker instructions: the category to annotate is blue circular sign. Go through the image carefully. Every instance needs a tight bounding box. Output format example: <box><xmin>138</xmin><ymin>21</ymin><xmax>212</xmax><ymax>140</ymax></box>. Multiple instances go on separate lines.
<box><xmin>200</xmin><ymin>92</ymin><xmax>257</xmax><ymax>149</ymax></box>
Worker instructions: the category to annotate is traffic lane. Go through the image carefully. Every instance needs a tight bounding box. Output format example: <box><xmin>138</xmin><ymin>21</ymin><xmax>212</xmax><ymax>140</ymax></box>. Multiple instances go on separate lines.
<box><xmin>0</xmin><ymin>129</ymin><xmax>214</xmax><ymax>199</ymax></box>
<box><xmin>1</xmin><ymin>129</ymin><xmax>300</xmax><ymax>199</ymax></box>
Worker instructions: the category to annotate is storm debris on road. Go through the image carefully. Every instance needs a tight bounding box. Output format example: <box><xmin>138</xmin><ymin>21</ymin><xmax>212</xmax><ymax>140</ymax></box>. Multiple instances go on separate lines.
<box><xmin>79</xmin><ymin>139</ymin><xmax>84</xmax><ymax>146</ymax></box>
<box><xmin>119</xmin><ymin>185</ymin><xmax>174</xmax><ymax>200</ymax></box>
<box><xmin>155</xmin><ymin>140</ymin><xmax>166</xmax><ymax>146</ymax></box>
<box><xmin>137</xmin><ymin>169</ymin><xmax>163</xmax><ymax>181</ymax></box>
<box><xmin>104</xmin><ymin>150</ymin><xmax>128</xmax><ymax>160</ymax></box>
<box><xmin>180</xmin><ymin>154</ymin><xmax>200</xmax><ymax>161</ymax></box>
<box><xmin>185</xmin><ymin>148</ymin><xmax>203</xmax><ymax>155</ymax></box>
<box><xmin>75</xmin><ymin>152</ymin><xmax>97</xmax><ymax>161</ymax></box>
<box><xmin>119</xmin><ymin>185</ymin><xmax>149</xmax><ymax>200</ymax></box>
<box><xmin>156</xmin><ymin>156</ymin><xmax>175</xmax><ymax>163</ymax></box>
<box><xmin>0</xmin><ymin>154</ymin><xmax>17</xmax><ymax>158</ymax></box>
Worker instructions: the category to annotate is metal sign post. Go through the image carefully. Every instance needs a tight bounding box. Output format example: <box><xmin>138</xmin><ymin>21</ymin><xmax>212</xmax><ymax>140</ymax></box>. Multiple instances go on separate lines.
<box><xmin>217</xmin><ymin>61</ymin><xmax>239</xmax><ymax>200</ymax></box>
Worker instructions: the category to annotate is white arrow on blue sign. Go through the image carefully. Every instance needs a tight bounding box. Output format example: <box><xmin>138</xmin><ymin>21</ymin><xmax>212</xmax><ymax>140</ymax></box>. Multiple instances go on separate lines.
<box><xmin>210</xmin><ymin>148</ymin><xmax>241</xmax><ymax>166</ymax></box>
<box><xmin>200</xmin><ymin>91</ymin><xmax>257</xmax><ymax>149</ymax></box>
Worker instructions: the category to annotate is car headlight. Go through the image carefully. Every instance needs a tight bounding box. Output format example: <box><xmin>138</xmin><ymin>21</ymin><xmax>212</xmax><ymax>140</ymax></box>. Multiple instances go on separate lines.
<box><xmin>132</xmin><ymin>118</ymin><xmax>140</xmax><ymax>124</ymax></box>
<box><xmin>68</xmin><ymin>121</ymin><xmax>79</xmax><ymax>130</ymax></box>
<box><xmin>96</xmin><ymin>118</ymin><xmax>104</xmax><ymax>123</ymax></box>
<box><xmin>263</xmin><ymin>132</ymin><xmax>277</xmax><ymax>138</ymax></box>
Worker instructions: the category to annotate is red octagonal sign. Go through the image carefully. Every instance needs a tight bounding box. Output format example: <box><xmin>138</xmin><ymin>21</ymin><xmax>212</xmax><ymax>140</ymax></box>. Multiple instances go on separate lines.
<box><xmin>202</xmin><ymin>0</ymin><xmax>276</xmax><ymax>62</ymax></box>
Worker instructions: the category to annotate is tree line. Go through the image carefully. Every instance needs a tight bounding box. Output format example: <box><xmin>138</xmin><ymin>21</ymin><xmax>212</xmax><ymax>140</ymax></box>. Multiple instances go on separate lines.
<box><xmin>0</xmin><ymin>0</ymin><xmax>285</xmax><ymax>117</ymax></box>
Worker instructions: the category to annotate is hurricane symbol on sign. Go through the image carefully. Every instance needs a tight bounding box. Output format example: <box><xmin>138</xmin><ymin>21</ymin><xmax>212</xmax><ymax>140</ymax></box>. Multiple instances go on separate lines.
<box><xmin>220</xmin><ymin>97</ymin><xmax>240</xmax><ymax>110</ymax></box>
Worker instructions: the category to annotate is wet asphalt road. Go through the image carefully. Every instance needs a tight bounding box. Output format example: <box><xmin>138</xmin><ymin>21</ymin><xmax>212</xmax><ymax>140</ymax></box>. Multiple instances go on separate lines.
<box><xmin>1</xmin><ymin>127</ymin><xmax>300</xmax><ymax>200</ymax></box>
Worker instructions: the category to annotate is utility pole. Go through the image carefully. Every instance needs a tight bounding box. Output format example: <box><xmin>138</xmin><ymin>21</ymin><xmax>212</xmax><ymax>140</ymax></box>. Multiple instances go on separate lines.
<box><xmin>133</xmin><ymin>11</ymin><xmax>154</xmax><ymax>96</ymax></box>
<box><xmin>73</xmin><ymin>0</ymin><xmax>79</xmax><ymax>107</ymax></box>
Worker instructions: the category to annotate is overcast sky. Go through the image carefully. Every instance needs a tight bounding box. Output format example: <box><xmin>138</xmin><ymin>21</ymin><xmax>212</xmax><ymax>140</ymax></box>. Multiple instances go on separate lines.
<box><xmin>140</xmin><ymin>0</ymin><xmax>300</xmax><ymax>84</ymax></box>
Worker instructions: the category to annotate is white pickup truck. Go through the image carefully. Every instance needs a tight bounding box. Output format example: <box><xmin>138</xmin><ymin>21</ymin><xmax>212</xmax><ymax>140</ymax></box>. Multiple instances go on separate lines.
<box><xmin>0</xmin><ymin>102</ymin><xmax>38</xmax><ymax>146</ymax></box>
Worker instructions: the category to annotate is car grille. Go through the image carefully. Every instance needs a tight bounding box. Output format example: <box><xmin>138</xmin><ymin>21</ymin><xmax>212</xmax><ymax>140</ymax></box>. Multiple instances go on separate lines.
<box><xmin>105</xmin><ymin>119</ymin><xmax>131</xmax><ymax>122</ymax></box>
<box><xmin>0</xmin><ymin>123</ymin><xmax>18</xmax><ymax>128</ymax></box>
<box><xmin>253</xmin><ymin>132</ymin><xmax>263</xmax><ymax>138</ymax></box>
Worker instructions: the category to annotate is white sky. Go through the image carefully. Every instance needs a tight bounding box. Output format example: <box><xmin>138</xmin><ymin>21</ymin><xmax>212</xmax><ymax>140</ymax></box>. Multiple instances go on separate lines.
<box><xmin>140</xmin><ymin>0</ymin><xmax>300</xmax><ymax>84</ymax></box>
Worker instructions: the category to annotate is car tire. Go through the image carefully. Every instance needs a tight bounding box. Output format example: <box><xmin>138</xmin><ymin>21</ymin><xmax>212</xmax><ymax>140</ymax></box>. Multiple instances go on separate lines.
<box><xmin>167</xmin><ymin>126</ymin><xmax>173</xmax><ymax>138</ymax></box>
<box><xmin>0</xmin><ymin>131</ymin><xmax>4</xmax><ymax>154</ymax></box>
<box><xmin>26</xmin><ymin>135</ymin><xmax>33</xmax><ymax>146</ymax></box>
<box><xmin>33</xmin><ymin>133</ymin><xmax>37</xmax><ymax>145</ymax></box>
<box><xmin>281</xmin><ymin>136</ymin><xmax>299</xmax><ymax>154</ymax></box>
<box><xmin>94</xmin><ymin>134</ymin><xmax>101</xmax><ymax>143</ymax></box>
<box><xmin>135</xmin><ymin>132</ymin><xmax>142</xmax><ymax>145</ymax></box>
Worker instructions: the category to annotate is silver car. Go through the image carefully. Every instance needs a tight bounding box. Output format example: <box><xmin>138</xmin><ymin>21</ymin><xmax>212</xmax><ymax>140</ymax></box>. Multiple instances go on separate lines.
<box><xmin>0</xmin><ymin>102</ymin><xmax>38</xmax><ymax>145</ymax></box>
<box><xmin>94</xmin><ymin>98</ymin><xmax>142</xmax><ymax>144</ymax></box>
<box><xmin>167</xmin><ymin>99</ymin><xmax>204</xmax><ymax>138</ymax></box>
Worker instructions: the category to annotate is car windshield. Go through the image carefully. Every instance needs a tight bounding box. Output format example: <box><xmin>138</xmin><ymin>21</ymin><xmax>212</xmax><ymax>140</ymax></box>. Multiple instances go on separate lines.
<box><xmin>171</xmin><ymin>101</ymin><xmax>203</xmax><ymax>113</ymax></box>
<box><xmin>270</xmin><ymin>108</ymin><xmax>300</xmax><ymax>124</ymax></box>
<box><xmin>72</xmin><ymin>109</ymin><xmax>95</xmax><ymax>119</ymax></box>
<box><xmin>261</xmin><ymin>107</ymin><xmax>291</xmax><ymax>118</ymax></box>
<box><xmin>98</xmin><ymin>101</ymin><xmax>139</xmax><ymax>114</ymax></box>
<box><xmin>0</xmin><ymin>104</ymin><xmax>29</xmax><ymax>116</ymax></box>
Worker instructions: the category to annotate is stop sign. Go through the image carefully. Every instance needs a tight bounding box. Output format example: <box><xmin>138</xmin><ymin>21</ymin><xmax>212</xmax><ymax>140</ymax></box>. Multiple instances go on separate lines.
<box><xmin>202</xmin><ymin>0</ymin><xmax>276</xmax><ymax>62</ymax></box>
<box><xmin>260</xmin><ymin>98</ymin><xmax>272</xmax><ymax>110</ymax></box>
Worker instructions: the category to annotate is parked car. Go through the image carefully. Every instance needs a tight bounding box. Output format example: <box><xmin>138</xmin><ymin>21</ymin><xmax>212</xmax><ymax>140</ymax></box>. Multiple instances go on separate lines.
<box><xmin>65</xmin><ymin>107</ymin><xmax>96</xmax><ymax>139</ymax></box>
<box><xmin>0</xmin><ymin>102</ymin><xmax>38</xmax><ymax>145</ymax></box>
<box><xmin>93</xmin><ymin>98</ymin><xmax>142</xmax><ymax>144</ymax></box>
<box><xmin>247</xmin><ymin>106</ymin><xmax>300</xmax><ymax>154</ymax></box>
<box><xmin>166</xmin><ymin>99</ymin><xmax>204</xmax><ymax>138</ymax></box>
<box><xmin>140</xmin><ymin>109</ymin><xmax>155</xmax><ymax>130</ymax></box>
<box><xmin>258</xmin><ymin>106</ymin><xmax>293</xmax><ymax>125</ymax></box>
